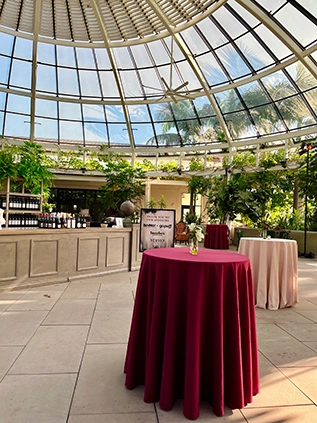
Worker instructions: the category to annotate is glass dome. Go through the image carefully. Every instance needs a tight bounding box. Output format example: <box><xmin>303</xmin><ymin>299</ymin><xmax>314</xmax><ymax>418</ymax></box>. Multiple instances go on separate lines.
<box><xmin>0</xmin><ymin>0</ymin><xmax>316</xmax><ymax>156</ymax></box>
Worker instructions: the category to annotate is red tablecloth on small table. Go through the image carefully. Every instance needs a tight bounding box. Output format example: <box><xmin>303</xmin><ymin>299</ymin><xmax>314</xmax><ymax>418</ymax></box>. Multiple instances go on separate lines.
<box><xmin>204</xmin><ymin>224</ymin><xmax>229</xmax><ymax>249</ymax></box>
<box><xmin>124</xmin><ymin>248</ymin><xmax>259</xmax><ymax>419</ymax></box>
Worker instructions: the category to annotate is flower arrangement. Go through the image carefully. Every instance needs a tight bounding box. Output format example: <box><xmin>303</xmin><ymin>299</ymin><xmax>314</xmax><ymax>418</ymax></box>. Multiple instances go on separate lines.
<box><xmin>188</xmin><ymin>223</ymin><xmax>205</xmax><ymax>242</ymax></box>
<box><xmin>188</xmin><ymin>223</ymin><xmax>206</xmax><ymax>255</ymax></box>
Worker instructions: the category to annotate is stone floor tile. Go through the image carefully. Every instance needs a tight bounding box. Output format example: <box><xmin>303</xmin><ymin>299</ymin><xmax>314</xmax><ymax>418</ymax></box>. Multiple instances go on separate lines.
<box><xmin>0</xmin><ymin>290</ymin><xmax>29</xmax><ymax>300</ymax></box>
<box><xmin>257</xmin><ymin>324</ymin><xmax>317</xmax><ymax>367</ymax></box>
<box><xmin>0</xmin><ymin>311</ymin><xmax>48</xmax><ymax>346</ymax></box>
<box><xmin>242</xmin><ymin>405</ymin><xmax>317</xmax><ymax>422</ymax></box>
<box><xmin>43</xmin><ymin>299</ymin><xmax>96</xmax><ymax>325</ymax></box>
<box><xmin>28</xmin><ymin>283</ymin><xmax>69</xmax><ymax>292</ymax></box>
<box><xmin>280</xmin><ymin>367</ymin><xmax>317</xmax><ymax>405</ymax></box>
<box><xmin>7</xmin><ymin>290</ymin><xmax>63</xmax><ymax>311</ymax></box>
<box><xmin>96</xmin><ymin>288</ymin><xmax>134</xmax><ymax>310</ymax></box>
<box><xmin>0</xmin><ymin>346</ymin><xmax>23</xmax><ymax>381</ymax></box>
<box><xmin>70</xmin><ymin>344</ymin><xmax>152</xmax><ymax>415</ymax></box>
<box><xmin>156</xmin><ymin>401</ymin><xmax>246</xmax><ymax>422</ymax></box>
<box><xmin>68</xmin><ymin>412</ymin><xmax>157</xmax><ymax>423</ymax></box>
<box><xmin>9</xmin><ymin>325</ymin><xmax>89</xmax><ymax>374</ymax></box>
<box><xmin>88</xmin><ymin>308</ymin><xmax>133</xmax><ymax>344</ymax></box>
<box><xmin>277</xmin><ymin>323</ymin><xmax>317</xmax><ymax>342</ymax></box>
<box><xmin>0</xmin><ymin>373</ymin><xmax>76</xmax><ymax>423</ymax></box>
<box><xmin>247</xmin><ymin>353</ymin><xmax>312</xmax><ymax>408</ymax></box>
<box><xmin>0</xmin><ymin>299</ymin><xmax>17</xmax><ymax>313</ymax></box>
<box><xmin>255</xmin><ymin>308</ymin><xmax>313</xmax><ymax>324</ymax></box>
<box><xmin>61</xmin><ymin>282</ymin><xmax>100</xmax><ymax>299</ymax></box>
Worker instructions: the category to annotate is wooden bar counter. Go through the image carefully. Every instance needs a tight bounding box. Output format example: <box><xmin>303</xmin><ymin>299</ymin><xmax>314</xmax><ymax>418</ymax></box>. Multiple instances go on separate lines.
<box><xmin>0</xmin><ymin>225</ymin><xmax>142</xmax><ymax>291</ymax></box>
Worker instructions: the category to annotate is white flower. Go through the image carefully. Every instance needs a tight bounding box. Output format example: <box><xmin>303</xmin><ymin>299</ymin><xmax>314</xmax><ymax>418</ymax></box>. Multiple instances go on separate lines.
<box><xmin>188</xmin><ymin>223</ymin><xmax>205</xmax><ymax>242</ymax></box>
<box><xmin>189</xmin><ymin>223</ymin><xmax>196</xmax><ymax>231</ymax></box>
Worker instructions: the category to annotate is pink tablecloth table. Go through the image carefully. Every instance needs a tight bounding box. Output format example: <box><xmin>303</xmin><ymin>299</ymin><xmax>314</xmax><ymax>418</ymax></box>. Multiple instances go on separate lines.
<box><xmin>204</xmin><ymin>224</ymin><xmax>229</xmax><ymax>249</ymax></box>
<box><xmin>124</xmin><ymin>248</ymin><xmax>259</xmax><ymax>419</ymax></box>
<box><xmin>238</xmin><ymin>237</ymin><xmax>298</xmax><ymax>310</ymax></box>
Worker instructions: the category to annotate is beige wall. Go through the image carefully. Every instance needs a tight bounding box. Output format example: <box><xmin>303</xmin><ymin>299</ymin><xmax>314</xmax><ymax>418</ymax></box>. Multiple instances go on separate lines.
<box><xmin>149</xmin><ymin>183</ymin><xmax>188</xmax><ymax>223</ymax></box>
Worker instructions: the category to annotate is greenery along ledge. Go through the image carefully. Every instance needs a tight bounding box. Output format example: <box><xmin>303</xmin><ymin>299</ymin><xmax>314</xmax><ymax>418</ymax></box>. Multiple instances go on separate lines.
<box><xmin>0</xmin><ymin>141</ymin><xmax>53</xmax><ymax>195</ymax></box>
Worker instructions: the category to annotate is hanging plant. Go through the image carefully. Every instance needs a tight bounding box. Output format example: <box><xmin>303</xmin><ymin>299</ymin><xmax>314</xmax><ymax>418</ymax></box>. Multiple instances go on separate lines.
<box><xmin>0</xmin><ymin>143</ymin><xmax>19</xmax><ymax>185</ymax></box>
<box><xmin>16</xmin><ymin>141</ymin><xmax>54</xmax><ymax>194</ymax></box>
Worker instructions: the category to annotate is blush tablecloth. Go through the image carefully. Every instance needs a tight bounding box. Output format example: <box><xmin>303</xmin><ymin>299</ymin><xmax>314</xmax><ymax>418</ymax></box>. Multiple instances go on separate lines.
<box><xmin>238</xmin><ymin>237</ymin><xmax>298</xmax><ymax>310</ymax></box>
<box><xmin>204</xmin><ymin>224</ymin><xmax>229</xmax><ymax>249</ymax></box>
<box><xmin>124</xmin><ymin>248</ymin><xmax>259</xmax><ymax>419</ymax></box>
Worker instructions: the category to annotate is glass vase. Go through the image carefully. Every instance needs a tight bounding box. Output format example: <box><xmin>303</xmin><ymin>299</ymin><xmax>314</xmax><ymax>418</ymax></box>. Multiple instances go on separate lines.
<box><xmin>262</xmin><ymin>229</ymin><xmax>267</xmax><ymax>239</ymax></box>
<box><xmin>190</xmin><ymin>238</ymin><xmax>199</xmax><ymax>255</ymax></box>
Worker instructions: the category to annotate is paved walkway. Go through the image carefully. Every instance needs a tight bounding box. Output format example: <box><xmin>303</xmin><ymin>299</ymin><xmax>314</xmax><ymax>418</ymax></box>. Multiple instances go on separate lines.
<box><xmin>0</xmin><ymin>250</ymin><xmax>317</xmax><ymax>422</ymax></box>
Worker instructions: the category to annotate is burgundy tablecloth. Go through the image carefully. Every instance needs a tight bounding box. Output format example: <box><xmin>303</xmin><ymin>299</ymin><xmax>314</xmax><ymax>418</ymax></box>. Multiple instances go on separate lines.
<box><xmin>124</xmin><ymin>248</ymin><xmax>259</xmax><ymax>419</ymax></box>
<box><xmin>204</xmin><ymin>224</ymin><xmax>229</xmax><ymax>249</ymax></box>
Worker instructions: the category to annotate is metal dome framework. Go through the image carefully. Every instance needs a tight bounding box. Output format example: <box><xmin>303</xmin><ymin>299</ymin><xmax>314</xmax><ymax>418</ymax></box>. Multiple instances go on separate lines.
<box><xmin>0</xmin><ymin>0</ymin><xmax>317</xmax><ymax>162</ymax></box>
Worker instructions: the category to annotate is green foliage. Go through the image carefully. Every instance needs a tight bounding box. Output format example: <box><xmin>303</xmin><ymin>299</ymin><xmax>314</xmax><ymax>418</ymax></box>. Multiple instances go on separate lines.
<box><xmin>185</xmin><ymin>211</ymin><xmax>200</xmax><ymax>225</ymax></box>
<box><xmin>157</xmin><ymin>195</ymin><xmax>167</xmax><ymax>209</ymax></box>
<box><xmin>17</xmin><ymin>142</ymin><xmax>53</xmax><ymax>193</ymax></box>
<box><xmin>0</xmin><ymin>143</ymin><xmax>18</xmax><ymax>184</ymax></box>
<box><xmin>98</xmin><ymin>154</ymin><xmax>146</xmax><ymax>215</ymax></box>
<box><xmin>146</xmin><ymin>197</ymin><xmax>157</xmax><ymax>209</ymax></box>
<box><xmin>0</xmin><ymin>142</ymin><xmax>53</xmax><ymax>194</ymax></box>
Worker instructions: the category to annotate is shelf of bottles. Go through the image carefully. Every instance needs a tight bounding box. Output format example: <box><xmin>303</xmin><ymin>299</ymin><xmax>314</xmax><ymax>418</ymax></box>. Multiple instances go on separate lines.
<box><xmin>38</xmin><ymin>213</ymin><xmax>87</xmax><ymax>229</ymax></box>
<box><xmin>0</xmin><ymin>195</ymin><xmax>41</xmax><ymax>212</ymax></box>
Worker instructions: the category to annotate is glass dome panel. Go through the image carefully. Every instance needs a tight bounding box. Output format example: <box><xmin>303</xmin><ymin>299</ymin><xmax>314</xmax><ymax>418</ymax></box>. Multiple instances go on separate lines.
<box><xmin>120</xmin><ymin>70</ymin><xmax>143</xmax><ymax>98</ymax></box>
<box><xmin>79</xmin><ymin>70</ymin><xmax>102</xmax><ymax>98</ymax></box>
<box><xmin>84</xmin><ymin>123</ymin><xmax>108</xmax><ymax>143</ymax></box>
<box><xmin>35</xmin><ymin>99</ymin><xmax>58</xmax><ymax>118</ymax></box>
<box><xmin>82</xmin><ymin>104</ymin><xmax>106</xmax><ymax>122</ymax></box>
<box><xmin>250</xmin><ymin>104</ymin><xmax>286</xmax><ymax>135</ymax></box>
<box><xmin>57</xmin><ymin>68</ymin><xmax>80</xmax><ymax>96</ymax></box>
<box><xmin>0</xmin><ymin>32</ymin><xmax>14</xmax><ymax>56</ymax></box>
<box><xmin>196</xmin><ymin>17</ymin><xmax>228</xmax><ymax>49</ymax></box>
<box><xmin>60</xmin><ymin>120</ymin><xmax>84</xmax><ymax>142</ymax></box>
<box><xmin>274</xmin><ymin>4</ymin><xmax>317</xmax><ymax>47</ymax></box>
<box><xmin>4</xmin><ymin>113</ymin><xmax>31</xmax><ymax>138</ymax></box>
<box><xmin>59</xmin><ymin>103</ymin><xmax>82</xmax><ymax>121</ymax></box>
<box><xmin>34</xmin><ymin>118</ymin><xmax>58</xmax><ymax>140</ymax></box>
<box><xmin>57</xmin><ymin>45</ymin><xmax>76</xmax><ymax>67</ymax></box>
<box><xmin>131</xmin><ymin>123</ymin><xmax>156</xmax><ymax>146</ymax></box>
<box><xmin>130</xmin><ymin>44</ymin><xmax>153</xmax><ymax>67</ymax></box>
<box><xmin>99</xmin><ymin>71</ymin><xmax>120</xmax><ymax>99</ymax></box>
<box><xmin>105</xmin><ymin>105</ymin><xmax>125</xmax><ymax>123</ymax></box>
<box><xmin>127</xmin><ymin>105</ymin><xmax>151</xmax><ymax>123</ymax></box>
<box><xmin>235</xmin><ymin>33</ymin><xmax>275</xmax><ymax>70</ymax></box>
<box><xmin>0</xmin><ymin>56</ymin><xmax>10</xmax><ymax>85</ymax></box>
<box><xmin>36</xmin><ymin>64</ymin><xmax>57</xmax><ymax>93</ymax></box>
<box><xmin>14</xmin><ymin>37</ymin><xmax>33</xmax><ymax>60</ymax></box>
<box><xmin>215</xmin><ymin>44</ymin><xmax>251</xmax><ymax>80</ymax></box>
<box><xmin>0</xmin><ymin>91</ymin><xmax>6</xmax><ymax>110</ymax></box>
<box><xmin>108</xmin><ymin>123</ymin><xmax>131</xmax><ymax>146</ymax></box>
<box><xmin>76</xmin><ymin>48</ymin><xmax>97</xmax><ymax>69</ymax></box>
<box><xmin>38</xmin><ymin>42</ymin><xmax>56</xmax><ymax>65</ymax></box>
<box><xmin>254</xmin><ymin>25</ymin><xmax>292</xmax><ymax>60</ymax></box>
<box><xmin>196</xmin><ymin>53</ymin><xmax>228</xmax><ymax>87</ymax></box>
<box><xmin>7</xmin><ymin>94</ymin><xmax>30</xmax><ymax>115</ymax></box>
<box><xmin>213</xmin><ymin>6</ymin><xmax>248</xmax><ymax>39</ymax></box>
<box><xmin>10</xmin><ymin>59</ymin><xmax>32</xmax><ymax>90</ymax></box>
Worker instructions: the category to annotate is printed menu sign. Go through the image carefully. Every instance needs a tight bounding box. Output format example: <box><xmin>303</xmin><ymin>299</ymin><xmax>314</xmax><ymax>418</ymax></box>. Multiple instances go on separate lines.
<box><xmin>139</xmin><ymin>208</ymin><xmax>175</xmax><ymax>252</ymax></box>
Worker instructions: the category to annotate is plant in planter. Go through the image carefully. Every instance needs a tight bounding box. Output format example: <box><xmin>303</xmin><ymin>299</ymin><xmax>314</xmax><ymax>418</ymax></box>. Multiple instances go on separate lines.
<box><xmin>98</xmin><ymin>153</ymin><xmax>146</xmax><ymax>216</ymax></box>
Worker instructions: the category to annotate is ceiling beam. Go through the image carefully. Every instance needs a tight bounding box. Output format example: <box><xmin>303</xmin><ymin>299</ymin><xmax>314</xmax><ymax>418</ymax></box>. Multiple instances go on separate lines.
<box><xmin>89</xmin><ymin>0</ymin><xmax>135</xmax><ymax>152</ymax></box>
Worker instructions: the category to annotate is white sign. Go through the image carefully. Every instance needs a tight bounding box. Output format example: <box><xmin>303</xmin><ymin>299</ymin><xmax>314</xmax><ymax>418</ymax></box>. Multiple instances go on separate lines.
<box><xmin>139</xmin><ymin>209</ymin><xmax>176</xmax><ymax>252</ymax></box>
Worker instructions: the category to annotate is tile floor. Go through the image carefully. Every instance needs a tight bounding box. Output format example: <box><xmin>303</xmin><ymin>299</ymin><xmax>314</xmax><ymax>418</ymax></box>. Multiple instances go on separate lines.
<box><xmin>0</xmin><ymin>247</ymin><xmax>317</xmax><ymax>422</ymax></box>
